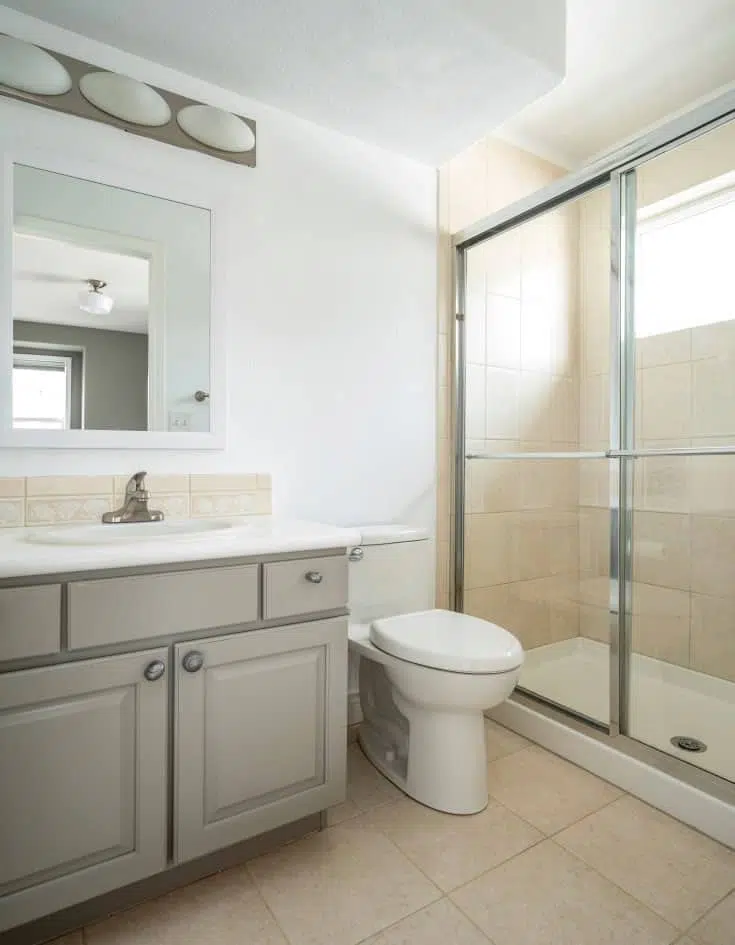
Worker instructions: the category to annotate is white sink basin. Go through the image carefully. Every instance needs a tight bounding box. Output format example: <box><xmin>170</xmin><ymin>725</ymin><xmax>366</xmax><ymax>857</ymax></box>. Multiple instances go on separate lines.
<box><xmin>24</xmin><ymin>519</ymin><xmax>236</xmax><ymax>546</ymax></box>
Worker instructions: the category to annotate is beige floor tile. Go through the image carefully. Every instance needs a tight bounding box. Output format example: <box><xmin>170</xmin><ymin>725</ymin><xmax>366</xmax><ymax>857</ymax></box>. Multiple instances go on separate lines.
<box><xmin>674</xmin><ymin>939</ymin><xmax>698</xmax><ymax>945</ymax></box>
<box><xmin>326</xmin><ymin>797</ymin><xmax>362</xmax><ymax>825</ymax></box>
<box><xmin>85</xmin><ymin>866</ymin><xmax>286</xmax><ymax>945</ymax></box>
<box><xmin>484</xmin><ymin>718</ymin><xmax>530</xmax><ymax>761</ymax></box>
<box><xmin>451</xmin><ymin>839</ymin><xmax>678</xmax><ymax>945</ymax></box>
<box><xmin>687</xmin><ymin>891</ymin><xmax>735</xmax><ymax>945</ymax></box>
<box><xmin>556</xmin><ymin>796</ymin><xmax>735</xmax><ymax>929</ymax></box>
<box><xmin>365</xmin><ymin>795</ymin><xmax>542</xmax><ymax>891</ymax></box>
<box><xmin>347</xmin><ymin>743</ymin><xmax>403</xmax><ymax>811</ymax></box>
<box><xmin>486</xmin><ymin>746</ymin><xmax>622</xmax><ymax>833</ymax></box>
<box><xmin>360</xmin><ymin>897</ymin><xmax>491</xmax><ymax>945</ymax></box>
<box><xmin>247</xmin><ymin>817</ymin><xmax>441</xmax><ymax>945</ymax></box>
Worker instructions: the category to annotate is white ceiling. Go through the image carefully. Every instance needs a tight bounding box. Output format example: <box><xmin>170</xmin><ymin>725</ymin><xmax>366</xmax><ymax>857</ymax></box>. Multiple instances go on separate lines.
<box><xmin>13</xmin><ymin>233</ymin><xmax>149</xmax><ymax>333</ymax></box>
<box><xmin>495</xmin><ymin>0</ymin><xmax>735</xmax><ymax>168</ymax></box>
<box><xmin>0</xmin><ymin>0</ymin><xmax>566</xmax><ymax>164</ymax></box>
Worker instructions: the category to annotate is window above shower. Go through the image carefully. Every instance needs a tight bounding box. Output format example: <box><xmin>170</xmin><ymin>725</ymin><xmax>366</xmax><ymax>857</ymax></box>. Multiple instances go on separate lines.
<box><xmin>636</xmin><ymin>172</ymin><xmax>735</xmax><ymax>339</ymax></box>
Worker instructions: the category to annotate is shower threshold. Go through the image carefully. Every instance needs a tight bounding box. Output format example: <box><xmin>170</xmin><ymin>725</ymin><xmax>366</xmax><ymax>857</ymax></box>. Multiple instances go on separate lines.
<box><xmin>519</xmin><ymin>637</ymin><xmax>734</xmax><ymax>782</ymax></box>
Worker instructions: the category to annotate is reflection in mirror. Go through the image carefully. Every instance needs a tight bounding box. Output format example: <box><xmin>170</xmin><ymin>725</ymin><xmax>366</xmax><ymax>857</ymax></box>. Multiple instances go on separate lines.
<box><xmin>13</xmin><ymin>231</ymin><xmax>150</xmax><ymax>430</ymax></box>
<box><xmin>11</xmin><ymin>165</ymin><xmax>211</xmax><ymax>433</ymax></box>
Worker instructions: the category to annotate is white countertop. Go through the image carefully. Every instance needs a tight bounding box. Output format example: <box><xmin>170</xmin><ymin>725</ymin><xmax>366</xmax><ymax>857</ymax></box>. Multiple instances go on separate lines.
<box><xmin>0</xmin><ymin>517</ymin><xmax>362</xmax><ymax>580</ymax></box>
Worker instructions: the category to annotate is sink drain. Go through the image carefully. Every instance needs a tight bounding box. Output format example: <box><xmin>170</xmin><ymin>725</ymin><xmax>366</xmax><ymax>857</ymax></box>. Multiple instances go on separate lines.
<box><xmin>670</xmin><ymin>735</ymin><xmax>707</xmax><ymax>753</ymax></box>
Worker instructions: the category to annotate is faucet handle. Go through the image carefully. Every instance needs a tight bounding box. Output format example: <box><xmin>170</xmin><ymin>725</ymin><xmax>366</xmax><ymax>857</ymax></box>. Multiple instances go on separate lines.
<box><xmin>127</xmin><ymin>471</ymin><xmax>148</xmax><ymax>496</ymax></box>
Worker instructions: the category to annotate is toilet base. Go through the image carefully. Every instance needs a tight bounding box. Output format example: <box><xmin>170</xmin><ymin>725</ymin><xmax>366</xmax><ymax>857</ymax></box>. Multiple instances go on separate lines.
<box><xmin>358</xmin><ymin>705</ymin><xmax>489</xmax><ymax>815</ymax></box>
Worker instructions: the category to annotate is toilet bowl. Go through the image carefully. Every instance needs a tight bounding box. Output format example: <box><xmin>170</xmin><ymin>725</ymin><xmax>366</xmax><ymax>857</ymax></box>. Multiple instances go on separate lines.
<box><xmin>349</xmin><ymin>600</ymin><xmax>523</xmax><ymax>814</ymax></box>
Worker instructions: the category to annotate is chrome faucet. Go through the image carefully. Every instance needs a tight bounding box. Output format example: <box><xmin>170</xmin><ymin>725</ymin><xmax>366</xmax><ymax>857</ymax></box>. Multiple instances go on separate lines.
<box><xmin>102</xmin><ymin>471</ymin><xmax>164</xmax><ymax>524</ymax></box>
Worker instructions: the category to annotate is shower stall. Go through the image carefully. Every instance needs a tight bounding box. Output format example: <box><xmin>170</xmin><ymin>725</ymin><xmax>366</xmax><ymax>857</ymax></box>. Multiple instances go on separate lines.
<box><xmin>452</xmin><ymin>93</ymin><xmax>735</xmax><ymax>836</ymax></box>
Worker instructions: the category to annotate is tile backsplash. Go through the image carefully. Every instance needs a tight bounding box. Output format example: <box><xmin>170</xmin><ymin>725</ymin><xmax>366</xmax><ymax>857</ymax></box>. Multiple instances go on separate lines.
<box><xmin>0</xmin><ymin>473</ymin><xmax>272</xmax><ymax>527</ymax></box>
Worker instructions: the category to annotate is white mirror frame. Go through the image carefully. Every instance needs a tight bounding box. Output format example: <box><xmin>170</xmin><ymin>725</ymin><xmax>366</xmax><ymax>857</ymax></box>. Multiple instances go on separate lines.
<box><xmin>0</xmin><ymin>145</ymin><xmax>227</xmax><ymax>449</ymax></box>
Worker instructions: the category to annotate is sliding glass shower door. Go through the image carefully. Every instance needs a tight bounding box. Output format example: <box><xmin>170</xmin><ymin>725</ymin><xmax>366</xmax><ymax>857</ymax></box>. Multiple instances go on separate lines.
<box><xmin>459</xmin><ymin>183</ymin><xmax>613</xmax><ymax>726</ymax></box>
<box><xmin>455</xmin><ymin>111</ymin><xmax>735</xmax><ymax>785</ymax></box>
<box><xmin>624</xmin><ymin>119</ymin><xmax>735</xmax><ymax>782</ymax></box>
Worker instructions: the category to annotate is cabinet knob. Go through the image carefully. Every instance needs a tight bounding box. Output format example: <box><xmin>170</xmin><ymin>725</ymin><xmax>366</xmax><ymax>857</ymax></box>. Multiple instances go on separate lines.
<box><xmin>305</xmin><ymin>570</ymin><xmax>323</xmax><ymax>584</ymax></box>
<box><xmin>348</xmin><ymin>547</ymin><xmax>364</xmax><ymax>562</ymax></box>
<box><xmin>194</xmin><ymin>390</ymin><xmax>210</xmax><ymax>402</ymax></box>
<box><xmin>143</xmin><ymin>659</ymin><xmax>166</xmax><ymax>682</ymax></box>
<box><xmin>182</xmin><ymin>650</ymin><xmax>205</xmax><ymax>673</ymax></box>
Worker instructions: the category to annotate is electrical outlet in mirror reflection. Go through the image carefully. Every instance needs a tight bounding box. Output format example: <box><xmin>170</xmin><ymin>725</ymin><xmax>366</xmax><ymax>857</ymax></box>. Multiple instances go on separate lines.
<box><xmin>168</xmin><ymin>412</ymin><xmax>191</xmax><ymax>431</ymax></box>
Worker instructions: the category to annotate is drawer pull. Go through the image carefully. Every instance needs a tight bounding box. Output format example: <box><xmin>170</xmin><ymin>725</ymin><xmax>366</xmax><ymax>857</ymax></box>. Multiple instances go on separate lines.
<box><xmin>143</xmin><ymin>659</ymin><xmax>166</xmax><ymax>682</ymax></box>
<box><xmin>305</xmin><ymin>570</ymin><xmax>323</xmax><ymax>584</ymax></box>
<box><xmin>182</xmin><ymin>650</ymin><xmax>205</xmax><ymax>673</ymax></box>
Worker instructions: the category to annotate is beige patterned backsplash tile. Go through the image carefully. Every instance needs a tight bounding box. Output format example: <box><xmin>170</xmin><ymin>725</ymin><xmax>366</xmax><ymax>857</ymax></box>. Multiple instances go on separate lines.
<box><xmin>190</xmin><ymin>474</ymin><xmax>259</xmax><ymax>492</ymax></box>
<box><xmin>0</xmin><ymin>478</ymin><xmax>24</xmax><ymax>498</ymax></box>
<box><xmin>191</xmin><ymin>491</ymin><xmax>262</xmax><ymax>518</ymax></box>
<box><xmin>25</xmin><ymin>476</ymin><xmax>115</xmax><ymax>497</ymax></box>
<box><xmin>26</xmin><ymin>496</ymin><xmax>113</xmax><ymax>526</ymax></box>
<box><xmin>0</xmin><ymin>473</ymin><xmax>271</xmax><ymax>527</ymax></box>
<box><xmin>113</xmin><ymin>474</ymin><xmax>191</xmax><ymax>497</ymax></box>
<box><xmin>0</xmin><ymin>499</ymin><xmax>24</xmax><ymax>527</ymax></box>
<box><xmin>151</xmin><ymin>494</ymin><xmax>191</xmax><ymax>520</ymax></box>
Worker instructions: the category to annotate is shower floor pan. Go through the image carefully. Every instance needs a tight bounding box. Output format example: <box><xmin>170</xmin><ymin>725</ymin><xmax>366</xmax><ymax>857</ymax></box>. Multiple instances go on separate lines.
<box><xmin>519</xmin><ymin>637</ymin><xmax>735</xmax><ymax>782</ymax></box>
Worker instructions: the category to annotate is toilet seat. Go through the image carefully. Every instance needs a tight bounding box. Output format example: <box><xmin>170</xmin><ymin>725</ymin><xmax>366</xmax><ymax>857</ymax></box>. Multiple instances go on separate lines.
<box><xmin>369</xmin><ymin>608</ymin><xmax>523</xmax><ymax>674</ymax></box>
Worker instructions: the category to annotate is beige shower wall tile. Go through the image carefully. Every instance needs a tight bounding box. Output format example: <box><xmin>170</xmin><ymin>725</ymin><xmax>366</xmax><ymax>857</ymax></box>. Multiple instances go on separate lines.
<box><xmin>0</xmin><ymin>478</ymin><xmax>24</xmax><ymax>497</ymax></box>
<box><xmin>691</xmin><ymin>516</ymin><xmax>735</xmax><ymax>598</ymax></box>
<box><xmin>190</xmin><ymin>474</ymin><xmax>259</xmax><ymax>492</ymax></box>
<box><xmin>0</xmin><ymin>498</ymin><xmax>24</xmax><ymax>528</ymax></box>
<box><xmin>690</xmin><ymin>594</ymin><xmax>735</xmax><ymax>682</ymax></box>
<box><xmin>639</xmin><ymin>363</ymin><xmax>691</xmax><ymax>440</ymax></box>
<box><xmin>631</xmin><ymin>582</ymin><xmax>691</xmax><ymax>666</ymax></box>
<box><xmin>633</xmin><ymin>511</ymin><xmax>690</xmax><ymax>591</ymax></box>
<box><xmin>26</xmin><ymin>476</ymin><xmax>114</xmax><ymax>497</ymax></box>
<box><xmin>26</xmin><ymin>496</ymin><xmax>113</xmax><ymax>526</ymax></box>
<box><xmin>256</xmin><ymin>473</ymin><xmax>272</xmax><ymax>490</ymax></box>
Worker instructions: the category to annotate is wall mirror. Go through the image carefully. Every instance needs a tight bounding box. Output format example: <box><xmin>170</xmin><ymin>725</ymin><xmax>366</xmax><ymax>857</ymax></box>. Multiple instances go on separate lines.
<box><xmin>0</xmin><ymin>152</ymin><xmax>224</xmax><ymax>449</ymax></box>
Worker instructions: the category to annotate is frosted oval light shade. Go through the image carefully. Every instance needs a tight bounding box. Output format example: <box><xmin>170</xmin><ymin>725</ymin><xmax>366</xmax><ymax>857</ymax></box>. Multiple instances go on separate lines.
<box><xmin>79</xmin><ymin>290</ymin><xmax>114</xmax><ymax>315</ymax></box>
<box><xmin>79</xmin><ymin>72</ymin><xmax>171</xmax><ymax>126</ymax></box>
<box><xmin>177</xmin><ymin>104</ymin><xmax>255</xmax><ymax>153</ymax></box>
<box><xmin>0</xmin><ymin>35</ymin><xmax>72</xmax><ymax>95</ymax></box>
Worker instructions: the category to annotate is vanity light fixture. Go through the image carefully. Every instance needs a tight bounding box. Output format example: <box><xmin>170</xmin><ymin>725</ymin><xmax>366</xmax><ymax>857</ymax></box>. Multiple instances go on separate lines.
<box><xmin>79</xmin><ymin>72</ymin><xmax>172</xmax><ymax>126</ymax></box>
<box><xmin>0</xmin><ymin>33</ymin><xmax>256</xmax><ymax>167</ymax></box>
<box><xmin>177</xmin><ymin>104</ymin><xmax>256</xmax><ymax>153</ymax></box>
<box><xmin>0</xmin><ymin>34</ymin><xmax>72</xmax><ymax>95</ymax></box>
<box><xmin>79</xmin><ymin>279</ymin><xmax>114</xmax><ymax>315</ymax></box>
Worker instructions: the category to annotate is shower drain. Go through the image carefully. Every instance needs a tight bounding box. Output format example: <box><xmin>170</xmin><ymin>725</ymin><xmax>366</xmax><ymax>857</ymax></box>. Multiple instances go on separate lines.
<box><xmin>670</xmin><ymin>735</ymin><xmax>708</xmax><ymax>753</ymax></box>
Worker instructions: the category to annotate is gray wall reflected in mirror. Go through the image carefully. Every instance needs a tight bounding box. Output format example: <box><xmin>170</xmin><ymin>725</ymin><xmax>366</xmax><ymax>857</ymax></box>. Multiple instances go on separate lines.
<box><xmin>11</xmin><ymin>164</ymin><xmax>212</xmax><ymax>433</ymax></box>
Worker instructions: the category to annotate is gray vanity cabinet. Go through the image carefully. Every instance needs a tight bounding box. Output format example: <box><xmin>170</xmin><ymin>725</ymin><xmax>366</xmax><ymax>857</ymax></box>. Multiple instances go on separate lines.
<box><xmin>174</xmin><ymin>617</ymin><xmax>347</xmax><ymax>862</ymax></box>
<box><xmin>0</xmin><ymin>648</ymin><xmax>168</xmax><ymax>932</ymax></box>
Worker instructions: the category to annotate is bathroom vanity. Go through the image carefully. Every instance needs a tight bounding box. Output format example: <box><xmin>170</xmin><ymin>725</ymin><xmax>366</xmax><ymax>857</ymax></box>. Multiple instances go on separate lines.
<box><xmin>0</xmin><ymin>518</ymin><xmax>359</xmax><ymax>937</ymax></box>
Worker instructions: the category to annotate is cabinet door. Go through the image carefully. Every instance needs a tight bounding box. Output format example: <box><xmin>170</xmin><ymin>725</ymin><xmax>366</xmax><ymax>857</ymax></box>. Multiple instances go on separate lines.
<box><xmin>0</xmin><ymin>648</ymin><xmax>168</xmax><ymax>932</ymax></box>
<box><xmin>175</xmin><ymin>618</ymin><xmax>347</xmax><ymax>862</ymax></box>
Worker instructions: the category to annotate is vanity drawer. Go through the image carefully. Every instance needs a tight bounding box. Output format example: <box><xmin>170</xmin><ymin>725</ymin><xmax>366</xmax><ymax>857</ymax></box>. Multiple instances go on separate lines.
<box><xmin>263</xmin><ymin>555</ymin><xmax>348</xmax><ymax>620</ymax></box>
<box><xmin>0</xmin><ymin>584</ymin><xmax>61</xmax><ymax>661</ymax></box>
<box><xmin>68</xmin><ymin>565</ymin><xmax>259</xmax><ymax>649</ymax></box>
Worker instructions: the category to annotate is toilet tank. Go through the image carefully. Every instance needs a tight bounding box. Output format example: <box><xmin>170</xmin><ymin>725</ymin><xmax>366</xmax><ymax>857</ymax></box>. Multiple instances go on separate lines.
<box><xmin>348</xmin><ymin>524</ymin><xmax>434</xmax><ymax>624</ymax></box>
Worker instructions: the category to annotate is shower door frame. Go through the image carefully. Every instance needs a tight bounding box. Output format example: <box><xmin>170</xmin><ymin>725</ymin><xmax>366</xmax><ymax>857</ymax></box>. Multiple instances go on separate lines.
<box><xmin>451</xmin><ymin>88</ymin><xmax>735</xmax><ymax>801</ymax></box>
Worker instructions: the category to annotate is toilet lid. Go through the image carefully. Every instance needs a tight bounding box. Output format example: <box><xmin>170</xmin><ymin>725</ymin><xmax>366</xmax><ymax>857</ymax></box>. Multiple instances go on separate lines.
<box><xmin>369</xmin><ymin>609</ymin><xmax>524</xmax><ymax>674</ymax></box>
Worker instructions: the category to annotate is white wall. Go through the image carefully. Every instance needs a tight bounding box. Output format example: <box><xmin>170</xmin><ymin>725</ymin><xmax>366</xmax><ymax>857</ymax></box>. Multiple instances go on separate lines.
<box><xmin>0</xmin><ymin>8</ymin><xmax>438</xmax><ymax>531</ymax></box>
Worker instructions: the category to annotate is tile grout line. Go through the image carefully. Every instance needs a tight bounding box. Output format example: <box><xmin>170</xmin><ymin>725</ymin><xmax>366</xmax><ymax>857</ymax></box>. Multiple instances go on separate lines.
<box><xmin>680</xmin><ymin>886</ymin><xmax>734</xmax><ymax>941</ymax></box>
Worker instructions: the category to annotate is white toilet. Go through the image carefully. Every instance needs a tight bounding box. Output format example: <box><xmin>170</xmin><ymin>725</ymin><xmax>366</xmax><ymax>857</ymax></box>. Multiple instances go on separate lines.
<box><xmin>348</xmin><ymin>524</ymin><xmax>524</xmax><ymax>815</ymax></box>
